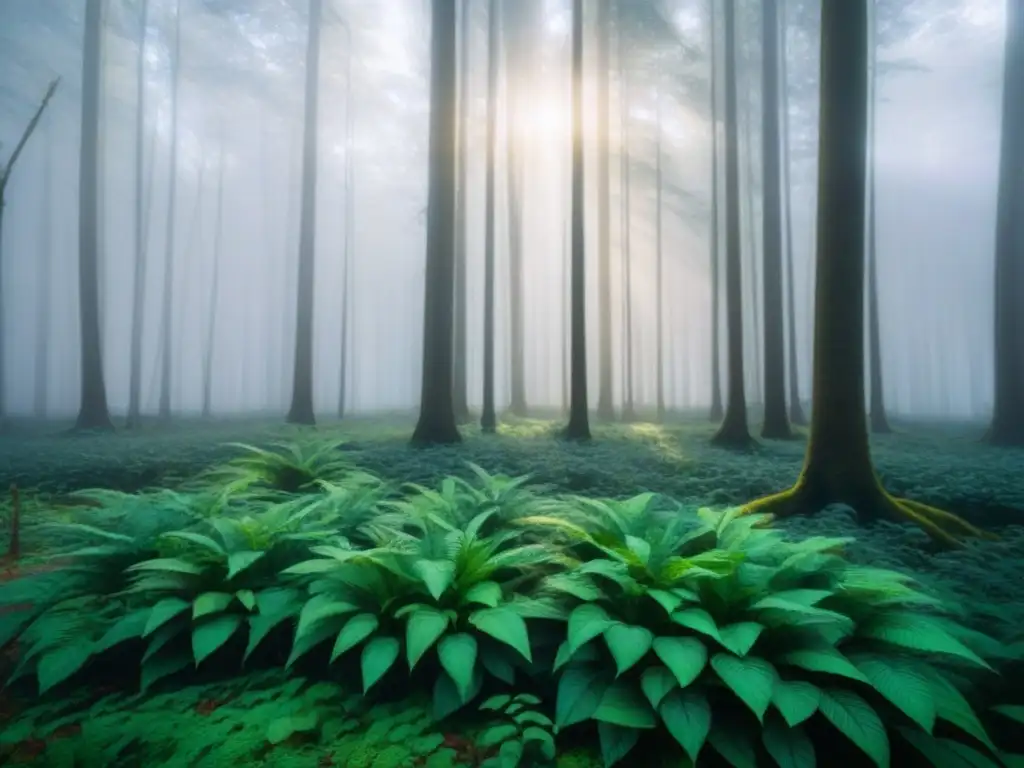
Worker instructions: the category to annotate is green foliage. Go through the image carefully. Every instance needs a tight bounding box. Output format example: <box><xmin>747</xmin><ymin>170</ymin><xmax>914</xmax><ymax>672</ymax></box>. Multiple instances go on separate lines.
<box><xmin>201</xmin><ymin>440</ymin><xmax>356</xmax><ymax>496</ymax></box>
<box><xmin>478</xmin><ymin>693</ymin><xmax>557</xmax><ymax>767</ymax></box>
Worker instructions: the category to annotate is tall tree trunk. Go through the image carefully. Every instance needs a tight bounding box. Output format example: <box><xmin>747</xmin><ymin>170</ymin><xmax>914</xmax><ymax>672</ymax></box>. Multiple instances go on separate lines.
<box><xmin>866</xmin><ymin>12</ymin><xmax>890</xmax><ymax>435</ymax></box>
<box><xmin>505</xmin><ymin>1</ymin><xmax>527</xmax><ymax>417</ymax></box>
<box><xmin>619</xmin><ymin>7</ymin><xmax>636</xmax><ymax>423</ymax></box>
<box><xmin>412</xmin><ymin>0</ymin><xmax>461</xmax><ymax>445</ymax></box>
<box><xmin>202</xmin><ymin>137</ymin><xmax>226</xmax><ymax>419</ymax></box>
<box><xmin>158</xmin><ymin>0</ymin><xmax>182</xmax><ymax>420</ymax></box>
<box><xmin>564</xmin><ymin>0</ymin><xmax>590</xmax><ymax>441</ymax></box>
<box><xmin>562</xmin><ymin>214</ymin><xmax>570</xmax><ymax>414</ymax></box>
<box><xmin>743</xmin><ymin>52</ymin><xmax>762</xmax><ymax>405</ymax></box>
<box><xmin>34</xmin><ymin>123</ymin><xmax>55</xmax><ymax>419</ymax></box>
<box><xmin>760</xmin><ymin>0</ymin><xmax>790</xmax><ymax>439</ymax></box>
<box><xmin>74</xmin><ymin>0</ymin><xmax>113</xmax><ymax>431</ymax></box>
<box><xmin>988</xmin><ymin>0</ymin><xmax>1024</xmax><ymax>445</ymax></box>
<box><xmin>338</xmin><ymin>32</ymin><xmax>354</xmax><ymax>419</ymax></box>
<box><xmin>127</xmin><ymin>0</ymin><xmax>150</xmax><ymax>428</ymax></box>
<box><xmin>451</xmin><ymin>0</ymin><xmax>470</xmax><ymax>423</ymax></box>
<box><xmin>481</xmin><ymin>0</ymin><xmax>499</xmax><ymax>434</ymax></box>
<box><xmin>655</xmin><ymin>86</ymin><xmax>665</xmax><ymax>420</ymax></box>
<box><xmin>595</xmin><ymin>0</ymin><xmax>614</xmax><ymax>420</ymax></box>
<box><xmin>286</xmin><ymin>0</ymin><xmax>323</xmax><ymax>426</ymax></box>
<box><xmin>710</xmin><ymin>0</ymin><xmax>752</xmax><ymax>448</ymax></box>
<box><xmin>708</xmin><ymin>0</ymin><xmax>723</xmax><ymax>422</ymax></box>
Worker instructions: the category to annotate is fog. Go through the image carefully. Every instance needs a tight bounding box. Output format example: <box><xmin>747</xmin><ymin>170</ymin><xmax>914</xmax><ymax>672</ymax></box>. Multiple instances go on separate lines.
<box><xmin>0</xmin><ymin>0</ymin><xmax>1007</xmax><ymax>422</ymax></box>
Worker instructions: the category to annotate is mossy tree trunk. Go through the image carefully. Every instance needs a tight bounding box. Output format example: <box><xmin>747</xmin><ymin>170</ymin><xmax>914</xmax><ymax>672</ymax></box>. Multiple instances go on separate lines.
<box><xmin>481</xmin><ymin>0</ymin><xmax>499</xmax><ymax>434</ymax></box>
<box><xmin>710</xmin><ymin>0</ymin><xmax>752</xmax><ymax>449</ymax></box>
<box><xmin>412</xmin><ymin>0</ymin><xmax>462</xmax><ymax>445</ymax></box>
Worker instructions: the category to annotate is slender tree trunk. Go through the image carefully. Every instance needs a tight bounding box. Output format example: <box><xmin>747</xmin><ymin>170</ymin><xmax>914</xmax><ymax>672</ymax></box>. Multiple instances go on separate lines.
<box><xmin>595</xmin><ymin>0</ymin><xmax>614</xmax><ymax>420</ymax></box>
<box><xmin>338</xmin><ymin>33</ymin><xmax>354</xmax><ymax>419</ymax></box>
<box><xmin>202</xmin><ymin>137</ymin><xmax>226</xmax><ymax>419</ymax></box>
<box><xmin>988</xmin><ymin>0</ymin><xmax>1024</xmax><ymax>445</ymax></box>
<box><xmin>286</xmin><ymin>0</ymin><xmax>323</xmax><ymax>426</ymax></box>
<box><xmin>562</xmin><ymin>215</ymin><xmax>570</xmax><ymax>414</ymax></box>
<box><xmin>412</xmin><ymin>0</ymin><xmax>461</xmax><ymax>445</ymax></box>
<box><xmin>34</xmin><ymin>124</ymin><xmax>55</xmax><ymax>419</ymax></box>
<box><xmin>619</xmin><ymin>8</ymin><xmax>636</xmax><ymax>423</ymax></box>
<box><xmin>710</xmin><ymin>0</ymin><xmax>752</xmax><ymax>448</ymax></box>
<box><xmin>743</xmin><ymin>53</ymin><xmax>762</xmax><ymax>405</ymax></box>
<box><xmin>158</xmin><ymin>0</ymin><xmax>182</xmax><ymax>420</ymax></box>
<box><xmin>74</xmin><ymin>0</ymin><xmax>113</xmax><ymax>431</ymax></box>
<box><xmin>760</xmin><ymin>0</ymin><xmax>790</xmax><ymax>439</ymax></box>
<box><xmin>655</xmin><ymin>86</ymin><xmax>665</xmax><ymax>420</ymax></box>
<box><xmin>505</xmin><ymin>1</ymin><xmax>527</xmax><ymax>417</ymax></box>
<box><xmin>708</xmin><ymin>0</ymin><xmax>723</xmax><ymax>422</ymax></box>
<box><xmin>481</xmin><ymin>0</ymin><xmax>499</xmax><ymax>433</ymax></box>
<box><xmin>451</xmin><ymin>0</ymin><xmax>471</xmax><ymax>423</ymax></box>
<box><xmin>127</xmin><ymin>0</ymin><xmax>150</xmax><ymax>428</ymax></box>
<box><xmin>564</xmin><ymin>0</ymin><xmax>590</xmax><ymax>441</ymax></box>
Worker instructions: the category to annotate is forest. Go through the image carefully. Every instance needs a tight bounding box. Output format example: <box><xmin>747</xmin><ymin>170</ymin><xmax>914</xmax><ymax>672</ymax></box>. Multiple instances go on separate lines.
<box><xmin>0</xmin><ymin>0</ymin><xmax>1022</xmax><ymax>766</ymax></box>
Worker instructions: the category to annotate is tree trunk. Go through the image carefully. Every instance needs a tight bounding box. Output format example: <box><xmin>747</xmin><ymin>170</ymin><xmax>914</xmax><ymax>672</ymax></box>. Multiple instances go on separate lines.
<box><xmin>202</xmin><ymin>137</ymin><xmax>226</xmax><ymax>419</ymax></box>
<box><xmin>158</xmin><ymin>0</ymin><xmax>182</xmax><ymax>420</ymax></box>
<box><xmin>74</xmin><ymin>0</ymin><xmax>113</xmax><ymax>431</ymax></box>
<box><xmin>564</xmin><ymin>0</ymin><xmax>590</xmax><ymax>441</ymax></box>
<box><xmin>988</xmin><ymin>0</ymin><xmax>1024</xmax><ymax>445</ymax></box>
<box><xmin>338</xmin><ymin>33</ymin><xmax>354</xmax><ymax>419</ymax></box>
<box><xmin>619</xmin><ymin>7</ymin><xmax>636</xmax><ymax>423</ymax></box>
<box><xmin>710</xmin><ymin>0</ymin><xmax>752</xmax><ymax>448</ymax></box>
<box><xmin>655</xmin><ymin>86</ymin><xmax>665</xmax><ymax>420</ymax></box>
<box><xmin>286</xmin><ymin>0</ymin><xmax>323</xmax><ymax>426</ymax></box>
<box><xmin>595</xmin><ymin>0</ymin><xmax>614</xmax><ymax>421</ymax></box>
<box><xmin>743</xmin><ymin>50</ymin><xmax>762</xmax><ymax>406</ymax></box>
<box><xmin>708</xmin><ymin>0</ymin><xmax>723</xmax><ymax>422</ymax></box>
<box><xmin>760</xmin><ymin>0</ymin><xmax>790</xmax><ymax>439</ymax></box>
<box><xmin>34</xmin><ymin>124</ymin><xmax>55</xmax><ymax>419</ymax></box>
<box><xmin>451</xmin><ymin>0</ymin><xmax>470</xmax><ymax>423</ymax></box>
<box><xmin>505</xmin><ymin>1</ymin><xmax>527</xmax><ymax>417</ymax></box>
<box><xmin>412</xmin><ymin>0</ymin><xmax>461</xmax><ymax>445</ymax></box>
<box><xmin>481</xmin><ymin>0</ymin><xmax>499</xmax><ymax>434</ymax></box>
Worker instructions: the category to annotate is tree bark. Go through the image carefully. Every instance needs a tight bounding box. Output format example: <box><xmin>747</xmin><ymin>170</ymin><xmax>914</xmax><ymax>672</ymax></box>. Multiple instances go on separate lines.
<box><xmin>707</xmin><ymin>0</ymin><xmax>723</xmax><ymax>422</ymax></box>
<box><xmin>505</xmin><ymin>1</ymin><xmax>527</xmax><ymax>417</ymax></box>
<box><xmin>481</xmin><ymin>0</ymin><xmax>499</xmax><ymax>434</ymax></box>
<box><xmin>451</xmin><ymin>0</ymin><xmax>470</xmax><ymax>423</ymax></box>
<box><xmin>619</xmin><ymin>5</ymin><xmax>636</xmax><ymax>423</ymax></box>
<box><xmin>655</xmin><ymin>86</ymin><xmax>665</xmax><ymax>420</ymax></box>
<box><xmin>412</xmin><ymin>0</ymin><xmax>461</xmax><ymax>445</ymax></box>
<box><xmin>595</xmin><ymin>0</ymin><xmax>614</xmax><ymax>421</ymax></box>
<box><xmin>338</xmin><ymin>26</ymin><xmax>354</xmax><ymax>419</ymax></box>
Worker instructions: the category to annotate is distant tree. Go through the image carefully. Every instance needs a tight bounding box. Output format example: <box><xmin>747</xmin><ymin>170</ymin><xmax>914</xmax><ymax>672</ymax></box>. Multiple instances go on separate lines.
<box><xmin>654</xmin><ymin>85</ymin><xmax>665</xmax><ymax>420</ymax></box>
<box><xmin>707</xmin><ymin>0</ymin><xmax>723</xmax><ymax>422</ymax></box>
<box><xmin>710</xmin><ymin>0</ymin><xmax>752</xmax><ymax>449</ymax></box>
<box><xmin>337</xmin><ymin>26</ymin><xmax>354</xmax><ymax>420</ymax></box>
<box><xmin>202</xmin><ymin>137</ymin><xmax>226</xmax><ymax>420</ymax></box>
<box><xmin>987</xmin><ymin>0</ymin><xmax>1024</xmax><ymax>446</ymax></box>
<box><xmin>595</xmin><ymin>0</ymin><xmax>615</xmax><ymax>422</ymax></box>
<box><xmin>743</xmin><ymin>0</ymin><xmax>986</xmax><ymax>548</ymax></box>
<box><xmin>412</xmin><ymin>0</ymin><xmax>461</xmax><ymax>445</ymax></box>
<box><xmin>34</xmin><ymin>121</ymin><xmax>56</xmax><ymax>419</ymax></box>
<box><xmin>481</xmin><ymin>0</ymin><xmax>499</xmax><ymax>434</ymax></box>
<box><xmin>563</xmin><ymin>0</ymin><xmax>590</xmax><ymax>441</ymax></box>
<box><xmin>619</xmin><ymin>1</ymin><xmax>637</xmax><ymax>423</ymax></box>
<box><xmin>451</xmin><ymin>0</ymin><xmax>470</xmax><ymax>424</ymax></box>
<box><xmin>286</xmin><ymin>0</ymin><xmax>324</xmax><ymax>426</ymax></box>
<box><xmin>74</xmin><ymin>0</ymin><xmax>113</xmax><ymax>431</ymax></box>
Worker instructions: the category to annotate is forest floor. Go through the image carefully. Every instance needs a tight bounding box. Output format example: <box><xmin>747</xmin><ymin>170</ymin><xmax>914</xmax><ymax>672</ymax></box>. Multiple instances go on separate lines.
<box><xmin>0</xmin><ymin>414</ymin><xmax>1022</xmax><ymax>766</ymax></box>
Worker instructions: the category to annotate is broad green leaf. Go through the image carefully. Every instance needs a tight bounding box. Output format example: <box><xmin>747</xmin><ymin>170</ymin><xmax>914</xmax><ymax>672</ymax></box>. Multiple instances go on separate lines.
<box><xmin>464</xmin><ymin>580</ymin><xmax>502</xmax><ymax>608</ymax></box>
<box><xmin>598</xmin><ymin>722</ymin><xmax>639</xmax><ymax>767</ymax></box>
<box><xmin>193</xmin><ymin>592</ymin><xmax>234</xmax><ymax>620</ymax></box>
<box><xmin>406</xmin><ymin>605</ymin><xmax>451</xmax><ymax>669</ymax></box>
<box><xmin>234</xmin><ymin>589</ymin><xmax>256</xmax><ymax>612</ymax></box>
<box><xmin>94</xmin><ymin>610</ymin><xmax>149</xmax><ymax>654</ymax></box>
<box><xmin>144</xmin><ymin>597</ymin><xmax>191</xmax><ymax>637</ymax></box>
<box><xmin>781</xmin><ymin>647</ymin><xmax>869</xmax><ymax>684</ymax></box>
<box><xmin>752</xmin><ymin>590</ymin><xmax>833</xmax><ymax>610</ymax></box>
<box><xmin>227</xmin><ymin>550</ymin><xmax>265</xmax><ymax>579</ymax></box>
<box><xmin>653</xmin><ymin>636</ymin><xmax>707</xmax><ymax>687</ymax></box>
<box><xmin>127</xmin><ymin>558</ymin><xmax>204</xmax><ymax>576</ymax></box>
<box><xmin>286</xmin><ymin>622</ymin><xmax>336</xmax><ymax>668</ymax></box>
<box><xmin>480</xmin><ymin>694</ymin><xmax>513</xmax><ymax>711</ymax></box>
<box><xmin>860</xmin><ymin>613</ymin><xmax>992</xmax><ymax>670</ymax></box>
<box><xmin>477</xmin><ymin>723</ymin><xmax>518</xmax><ymax>747</ymax></box>
<box><xmin>516</xmin><ymin>711</ymin><xmax>554</xmax><ymax>728</ymax></box>
<box><xmin>266</xmin><ymin>712</ymin><xmax>318</xmax><ymax>745</ymax></box>
<box><xmin>438</xmin><ymin>633</ymin><xmax>478</xmax><ymax>701</ymax></box>
<box><xmin>592</xmin><ymin>679</ymin><xmax>657</xmax><ymax>729</ymax></box>
<box><xmin>647</xmin><ymin>589</ymin><xmax>685</xmax><ymax>615</ymax></box>
<box><xmin>604</xmin><ymin>624</ymin><xmax>654</xmax><ymax>676</ymax></box>
<box><xmin>413</xmin><ymin>559</ymin><xmax>456</xmax><ymax>601</ymax></box>
<box><xmin>927</xmin><ymin>671</ymin><xmax>997</xmax><ymax>753</ymax></box>
<box><xmin>469</xmin><ymin>607</ymin><xmax>532</xmax><ymax>661</ymax></box>
<box><xmin>708</xmin><ymin>723</ymin><xmax>758</xmax><ymax>768</ymax></box>
<box><xmin>480</xmin><ymin>646</ymin><xmax>516</xmax><ymax>684</ymax></box>
<box><xmin>763</xmin><ymin>718</ymin><xmax>816</xmax><ymax>768</ymax></box>
<box><xmin>852</xmin><ymin>653</ymin><xmax>936</xmax><ymax>732</ymax></box>
<box><xmin>330</xmin><ymin>613</ymin><xmax>379</xmax><ymax>662</ymax></box>
<box><xmin>819</xmin><ymin>689</ymin><xmax>890</xmax><ymax>768</ymax></box>
<box><xmin>671</xmin><ymin>607</ymin><xmax>720</xmax><ymax>641</ymax></box>
<box><xmin>162</xmin><ymin>530</ymin><xmax>225</xmax><ymax>554</ymax></box>
<box><xmin>556</xmin><ymin>665</ymin><xmax>610</xmax><ymax>729</ymax></box>
<box><xmin>640</xmin><ymin>665</ymin><xmax>678</xmax><ymax>710</ymax></box>
<box><xmin>771</xmin><ymin>679</ymin><xmax>820</xmax><ymax>727</ymax></box>
<box><xmin>660</xmin><ymin>689</ymin><xmax>711</xmax><ymax>762</ymax></box>
<box><xmin>193</xmin><ymin>614</ymin><xmax>243</xmax><ymax>665</ymax></box>
<box><xmin>566</xmin><ymin>603</ymin><xmax>615</xmax><ymax>656</ymax></box>
<box><xmin>899</xmin><ymin>727</ymin><xmax>1003</xmax><ymax>768</ymax></box>
<box><xmin>296</xmin><ymin>595</ymin><xmax>359</xmax><ymax>641</ymax></box>
<box><xmin>498</xmin><ymin>738</ymin><xmax>524</xmax><ymax>766</ymax></box>
<box><xmin>361</xmin><ymin>636</ymin><xmax>401</xmax><ymax>693</ymax></box>
<box><xmin>718</xmin><ymin>622</ymin><xmax>764</xmax><ymax>656</ymax></box>
<box><xmin>521</xmin><ymin>726</ymin><xmax>556</xmax><ymax>760</ymax></box>
<box><xmin>141</xmin><ymin>650</ymin><xmax>190</xmax><ymax>693</ymax></box>
<box><xmin>433</xmin><ymin>672</ymin><xmax>465</xmax><ymax>721</ymax></box>
<box><xmin>711</xmin><ymin>654</ymin><xmax>775</xmax><ymax>721</ymax></box>
<box><xmin>993</xmin><ymin>705</ymin><xmax>1024</xmax><ymax>725</ymax></box>
<box><xmin>37</xmin><ymin>644</ymin><xmax>94</xmax><ymax>694</ymax></box>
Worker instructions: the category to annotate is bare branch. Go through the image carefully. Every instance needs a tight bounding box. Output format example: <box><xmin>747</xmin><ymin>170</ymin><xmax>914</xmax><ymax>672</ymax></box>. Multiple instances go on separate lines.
<box><xmin>0</xmin><ymin>77</ymin><xmax>61</xmax><ymax>194</ymax></box>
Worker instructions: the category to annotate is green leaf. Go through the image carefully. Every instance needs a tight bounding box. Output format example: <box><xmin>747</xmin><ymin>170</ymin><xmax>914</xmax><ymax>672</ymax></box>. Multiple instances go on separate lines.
<box><xmin>516</xmin><ymin>711</ymin><xmax>554</xmax><ymax>728</ymax></box>
<box><xmin>94</xmin><ymin>609</ymin><xmax>149</xmax><ymax>654</ymax></box>
<box><xmin>860</xmin><ymin>613</ymin><xmax>992</xmax><ymax>670</ymax></box>
<box><xmin>639</xmin><ymin>665</ymin><xmax>678</xmax><ymax>710</ymax></box>
<box><xmin>927</xmin><ymin>671</ymin><xmax>997</xmax><ymax>753</ymax></box>
<box><xmin>361</xmin><ymin>636</ymin><xmax>401</xmax><ymax>693</ymax></box>
<box><xmin>480</xmin><ymin>694</ymin><xmax>513</xmax><ymax>711</ymax></box>
<box><xmin>781</xmin><ymin>647</ymin><xmax>869</xmax><ymax>684</ymax></box>
<box><xmin>818</xmin><ymin>689</ymin><xmax>890</xmax><ymax>768</ymax></box>
<box><xmin>266</xmin><ymin>712</ymin><xmax>318</xmax><ymax>744</ymax></box>
<box><xmin>708</xmin><ymin>722</ymin><xmax>758</xmax><ymax>768</ymax></box>
<box><xmin>227</xmin><ymin>550</ymin><xmax>265</xmax><ymax>579</ymax></box>
<box><xmin>193</xmin><ymin>614</ymin><xmax>243</xmax><ymax>665</ymax></box>
<box><xmin>331</xmin><ymin>613</ymin><xmax>379</xmax><ymax>662</ymax></box>
<box><xmin>128</xmin><ymin>558</ymin><xmax>204</xmax><ymax>576</ymax></box>
<box><xmin>141</xmin><ymin>650</ymin><xmax>190</xmax><ymax>692</ymax></box>
<box><xmin>763</xmin><ymin>718</ymin><xmax>816</xmax><ymax>768</ymax></box>
<box><xmin>193</xmin><ymin>592</ymin><xmax>234</xmax><ymax>620</ymax></box>
<box><xmin>413</xmin><ymin>559</ymin><xmax>456</xmax><ymax>601</ymax></box>
<box><xmin>604</xmin><ymin>624</ymin><xmax>654</xmax><ymax>676</ymax></box>
<box><xmin>718</xmin><ymin>621</ymin><xmax>764</xmax><ymax>656</ymax></box>
<box><xmin>592</xmin><ymin>679</ymin><xmax>657</xmax><ymax>729</ymax></box>
<box><xmin>851</xmin><ymin>653</ymin><xmax>936</xmax><ymax>732</ymax></box>
<box><xmin>234</xmin><ymin>589</ymin><xmax>256</xmax><ymax>612</ymax></box>
<box><xmin>598</xmin><ymin>722</ymin><xmax>639</xmax><ymax>767</ymax></box>
<box><xmin>143</xmin><ymin>598</ymin><xmax>191</xmax><ymax>637</ymax></box>
<box><xmin>660</xmin><ymin>689</ymin><xmax>710</xmax><ymax>762</ymax></box>
<box><xmin>647</xmin><ymin>588</ymin><xmax>686</xmax><ymax>615</ymax></box>
<box><xmin>464</xmin><ymin>580</ymin><xmax>502</xmax><ymax>608</ymax></box>
<box><xmin>556</xmin><ymin>665</ymin><xmax>610</xmax><ymax>729</ymax></box>
<box><xmin>37</xmin><ymin>644</ymin><xmax>94</xmax><ymax>693</ymax></box>
<box><xmin>566</xmin><ymin>603</ymin><xmax>615</xmax><ymax>656</ymax></box>
<box><xmin>711</xmin><ymin>654</ymin><xmax>775</xmax><ymax>721</ymax></box>
<box><xmin>653</xmin><ymin>636</ymin><xmax>707</xmax><ymax>687</ymax></box>
<box><xmin>993</xmin><ymin>705</ymin><xmax>1024</xmax><ymax>725</ymax></box>
<box><xmin>899</xmin><ymin>727</ymin><xmax>1003</xmax><ymax>768</ymax></box>
<box><xmin>480</xmin><ymin>646</ymin><xmax>516</xmax><ymax>684</ymax></box>
<box><xmin>296</xmin><ymin>595</ymin><xmax>360</xmax><ymax>640</ymax></box>
<box><xmin>438</xmin><ymin>633</ymin><xmax>478</xmax><ymax>701</ymax></box>
<box><xmin>771</xmin><ymin>679</ymin><xmax>820</xmax><ymax>727</ymax></box>
<box><xmin>406</xmin><ymin>605</ymin><xmax>451</xmax><ymax>669</ymax></box>
<box><xmin>522</xmin><ymin>726</ymin><xmax>555</xmax><ymax>759</ymax></box>
<box><xmin>752</xmin><ymin>589</ymin><xmax>833</xmax><ymax>609</ymax></box>
<box><xmin>469</xmin><ymin>607</ymin><xmax>532</xmax><ymax>661</ymax></box>
<box><xmin>671</xmin><ymin>607</ymin><xmax>720</xmax><ymax>641</ymax></box>
<box><xmin>477</xmin><ymin>723</ymin><xmax>518</xmax><ymax>747</ymax></box>
<box><xmin>498</xmin><ymin>739</ymin><xmax>524</xmax><ymax>767</ymax></box>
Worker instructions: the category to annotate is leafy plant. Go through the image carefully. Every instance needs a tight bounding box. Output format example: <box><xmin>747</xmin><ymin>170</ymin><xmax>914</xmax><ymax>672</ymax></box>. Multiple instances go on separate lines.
<box><xmin>202</xmin><ymin>441</ymin><xmax>355</xmax><ymax>497</ymax></box>
<box><xmin>477</xmin><ymin>692</ymin><xmax>557</xmax><ymax>767</ymax></box>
